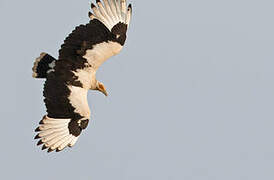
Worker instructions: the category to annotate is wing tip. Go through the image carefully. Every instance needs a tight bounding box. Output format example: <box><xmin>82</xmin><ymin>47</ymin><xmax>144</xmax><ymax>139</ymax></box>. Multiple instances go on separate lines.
<box><xmin>90</xmin><ymin>0</ymin><xmax>132</xmax><ymax>29</ymax></box>
<box><xmin>34</xmin><ymin>134</ymin><xmax>40</xmax><ymax>139</ymax></box>
<box><xmin>35</xmin><ymin>127</ymin><xmax>41</xmax><ymax>132</ymax></box>
<box><xmin>128</xmin><ymin>4</ymin><xmax>132</xmax><ymax>14</ymax></box>
<box><xmin>37</xmin><ymin>140</ymin><xmax>43</xmax><ymax>146</ymax></box>
<box><xmin>47</xmin><ymin>148</ymin><xmax>55</xmax><ymax>153</ymax></box>
<box><xmin>56</xmin><ymin>148</ymin><xmax>62</xmax><ymax>152</ymax></box>
<box><xmin>91</xmin><ymin>3</ymin><xmax>96</xmax><ymax>9</ymax></box>
<box><xmin>42</xmin><ymin>145</ymin><xmax>47</xmax><ymax>150</ymax></box>
<box><xmin>34</xmin><ymin>116</ymin><xmax>75</xmax><ymax>153</ymax></box>
<box><xmin>88</xmin><ymin>11</ymin><xmax>96</xmax><ymax>19</ymax></box>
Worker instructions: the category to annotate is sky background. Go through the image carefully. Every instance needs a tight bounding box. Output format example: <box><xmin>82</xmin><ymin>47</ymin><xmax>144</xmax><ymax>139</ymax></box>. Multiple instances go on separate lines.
<box><xmin>0</xmin><ymin>0</ymin><xmax>274</xmax><ymax>179</ymax></box>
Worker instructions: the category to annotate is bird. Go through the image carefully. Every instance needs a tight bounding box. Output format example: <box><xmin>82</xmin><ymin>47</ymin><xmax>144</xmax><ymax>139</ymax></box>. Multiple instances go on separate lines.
<box><xmin>32</xmin><ymin>0</ymin><xmax>132</xmax><ymax>153</ymax></box>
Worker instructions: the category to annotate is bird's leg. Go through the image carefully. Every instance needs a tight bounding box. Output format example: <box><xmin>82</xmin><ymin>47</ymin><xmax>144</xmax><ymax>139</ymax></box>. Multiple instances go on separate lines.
<box><xmin>95</xmin><ymin>81</ymin><xmax>108</xmax><ymax>96</ymax></box>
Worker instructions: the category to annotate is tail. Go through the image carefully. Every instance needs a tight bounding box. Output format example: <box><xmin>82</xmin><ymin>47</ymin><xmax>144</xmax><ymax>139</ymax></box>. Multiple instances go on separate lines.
<box><xmin>32</xmin><ymin>53</ymin><xmax>57</xmax><ymax>78</ymax></box>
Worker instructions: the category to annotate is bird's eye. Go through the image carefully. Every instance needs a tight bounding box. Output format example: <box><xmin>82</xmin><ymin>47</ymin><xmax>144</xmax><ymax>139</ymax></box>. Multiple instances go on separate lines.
<box><xmin>116</xmin><ymin>34</ymin><xmax>121</xmax><ymax>38</ymax></box>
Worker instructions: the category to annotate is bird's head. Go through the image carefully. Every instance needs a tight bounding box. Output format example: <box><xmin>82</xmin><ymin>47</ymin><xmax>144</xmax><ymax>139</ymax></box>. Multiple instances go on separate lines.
<box><xmin>111</xmin><ymin>22</ymin><xmax>128</xmax><ymax>46</ymax></box>
<box><xmin>96</xmin><ymin>81</ymin><xmax>108</xmax><ymax>97</ymax></box>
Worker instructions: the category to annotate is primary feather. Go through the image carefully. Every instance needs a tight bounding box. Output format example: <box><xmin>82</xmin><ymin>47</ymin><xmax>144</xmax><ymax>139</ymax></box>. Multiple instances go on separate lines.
<box><xmin>32</xmin><ymin>0</ymin><xmax>132</xmax><ymax>153</ymax></box>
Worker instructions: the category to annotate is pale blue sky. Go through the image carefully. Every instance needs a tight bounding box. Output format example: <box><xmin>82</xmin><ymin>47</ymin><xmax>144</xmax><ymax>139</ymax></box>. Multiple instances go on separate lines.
<box><xmin>0</xmin><ymin>0</ymin><xmax>274</xmax><ymax>179</ymax></box>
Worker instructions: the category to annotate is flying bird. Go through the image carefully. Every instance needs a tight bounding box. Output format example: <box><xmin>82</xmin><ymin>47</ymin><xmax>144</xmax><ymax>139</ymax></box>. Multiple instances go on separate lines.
<box><xmin>32</xmin><ymin>0</ymin><xmax>132</xmax><ymax>153</ymax></box>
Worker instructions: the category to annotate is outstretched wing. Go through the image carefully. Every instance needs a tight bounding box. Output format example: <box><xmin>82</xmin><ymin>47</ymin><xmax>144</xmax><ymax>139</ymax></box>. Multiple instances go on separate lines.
<box><xmin>35</xmin><ymin>73</ymin><xmax>91</xmax><ymax>152</ymax></box>
<box><xmin>58</xmin><ymin>19</ymin><xmax>113</xmax><ymax>71</ymax></box>
<box><xmin>58</xmin><ymin>0</ymin><xmax>132</xmax><ymax>72</ymax></box>
<box><xmin>35</xmin><ymin>116</ymin><xmax>82</xmax><ymax>152</ymax></box>
<box><xmin>86</xmin><ymin>0</ymin><xmax>132</xmax><ymax>69</ymax></box>
<box><xmin>34</xmin><ymin>0</ymin><xmax>133</xmax><ymax>153</ymax></box>
<box><xmin>89</xmin><ymin>0</ymin><xmax>132</xmax><ymax>31</ymax></box>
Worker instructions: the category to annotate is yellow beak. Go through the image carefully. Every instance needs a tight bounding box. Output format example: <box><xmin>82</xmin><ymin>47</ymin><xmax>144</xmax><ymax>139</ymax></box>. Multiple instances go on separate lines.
<box><xmin>101</xmin><ymin>89</ymin><xmax>108</xmax><ymax>96</ymax></box>
<box><xmin>98</xmin><ymin>83</ymin><xmax>108</xmax><ymax>96</ymax></box>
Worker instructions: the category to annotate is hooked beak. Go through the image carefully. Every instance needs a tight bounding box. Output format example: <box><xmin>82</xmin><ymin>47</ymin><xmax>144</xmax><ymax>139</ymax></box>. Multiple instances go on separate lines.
<box><xmin>101</xmin><ymin>89</ymin><xmax>108</xmax><ymax>97</ymax></box>
<box><xmin>98</xmin><ymin>83</ymin><xmax>108</xmax><ymax>97</ymax></box>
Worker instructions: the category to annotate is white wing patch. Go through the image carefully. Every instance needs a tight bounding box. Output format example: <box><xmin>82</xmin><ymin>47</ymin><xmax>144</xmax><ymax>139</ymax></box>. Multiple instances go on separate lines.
<box><xmin>35</xmin><ymin>87</ymin><xmax>90</xmax><ymax>152</ymax></box>
<box><xmin>67</xmin><ymin>86</ymin><xmax>90</xmax><ymax>117</ymax></box>
<box><xmin>35</xmin><ymin>116</ymin><xmax>79</xmax><ymax>152</ymax></box>
<box><xmin>72</xmin><ymin>69</ymin><xmax>96</xmax><ymax>89</ymax></box>
<box><xmin>89</xmin><ymin>0</ymin><xmax>132</xmax><ymax>30</ymax></box>
<box><xmin>83</xmin><ymin>41</ymin><xmax>122</xmax><ymax>70</ymax></box>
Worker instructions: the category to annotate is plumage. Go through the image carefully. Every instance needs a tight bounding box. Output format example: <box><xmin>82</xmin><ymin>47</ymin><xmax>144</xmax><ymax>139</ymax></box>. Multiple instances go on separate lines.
<box><xmin>126</xmin><ymin>4</ymin><xmax>132</xmax><ymax>26</ymax></box>
<box><xmin>109</xmin><ymin>0</ymin><xmax>118</xmax><ymax>22</ymax></box>
<box><xmin>47</xmin><ymin>148</ymin><xmax>55</xmax><ymax>153</ymax></box>
<box><xmin>57</xmin><ymin>135</ymin><xmax>74</xmax><ymax>151</ymax></box>
<box><xmin>32</xmin><ymin>0</ymin><xmax>132</xmax><ymax>153</ymax></box>
<box><xmin>102</xmin><ymin>0</ymin><xmax>115</xmax><ymax>23</ymax></box>
<box><xmin>50</xmin><ymin>134</ymin><xmax>70</xmax><ymax>150</ymax></box>
<box><xmin>115</xmin><ymin>0</ymin><xmax>122</xmax><ymax>22</ymax></box>
<box><xmin>37</xmin><ymin>140</ymin><xmax>43</xmax><ymax>146</ymax></box>
<box><xmin>97</xmin><ymin>2</ymin><xmax>110</xmax><ymax>21</ymax></box>
<box><xmin>121</xmin><ymin>0</ymin><xmax>127</xmax><ymax>21</ymax></box>
<box><xmin>38</xmin><ymin>128</ymin><xmax>62</xmax><ymax>138</ymax></box>
<box><xmin>88</xmin><ymin>11</ymin><xmax>96</xmax><ymax>20</ymax></box>
<box><xmin>38</xmin><ymin>123</ymin><xmax>67</xmax><ymax>131</ymax></box>
<box><xmin>91</xmin><ymin>3</ymin><xmax>111</xmax><ymax>29</ymax></box>
<box><xmin>68</xmin><ymin>136</ymin><xmax>79</xmax><ymax>147</ymax></box>
<box><xmin>35</xmin><ymin>127</ymin><xmax>41</xmax><ymax>132</ymax></box>
<box><xmin>42</xmin><ymin>145</ymin><xmax>47</xmax><ymax>150</ymax></box>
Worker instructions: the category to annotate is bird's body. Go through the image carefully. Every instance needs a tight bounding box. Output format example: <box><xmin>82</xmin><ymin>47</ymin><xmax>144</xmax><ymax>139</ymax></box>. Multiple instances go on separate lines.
<box><xmin>32</xmin><ymin>0</ymin><xmax>132</xmax><ymax>152</ymax></box>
